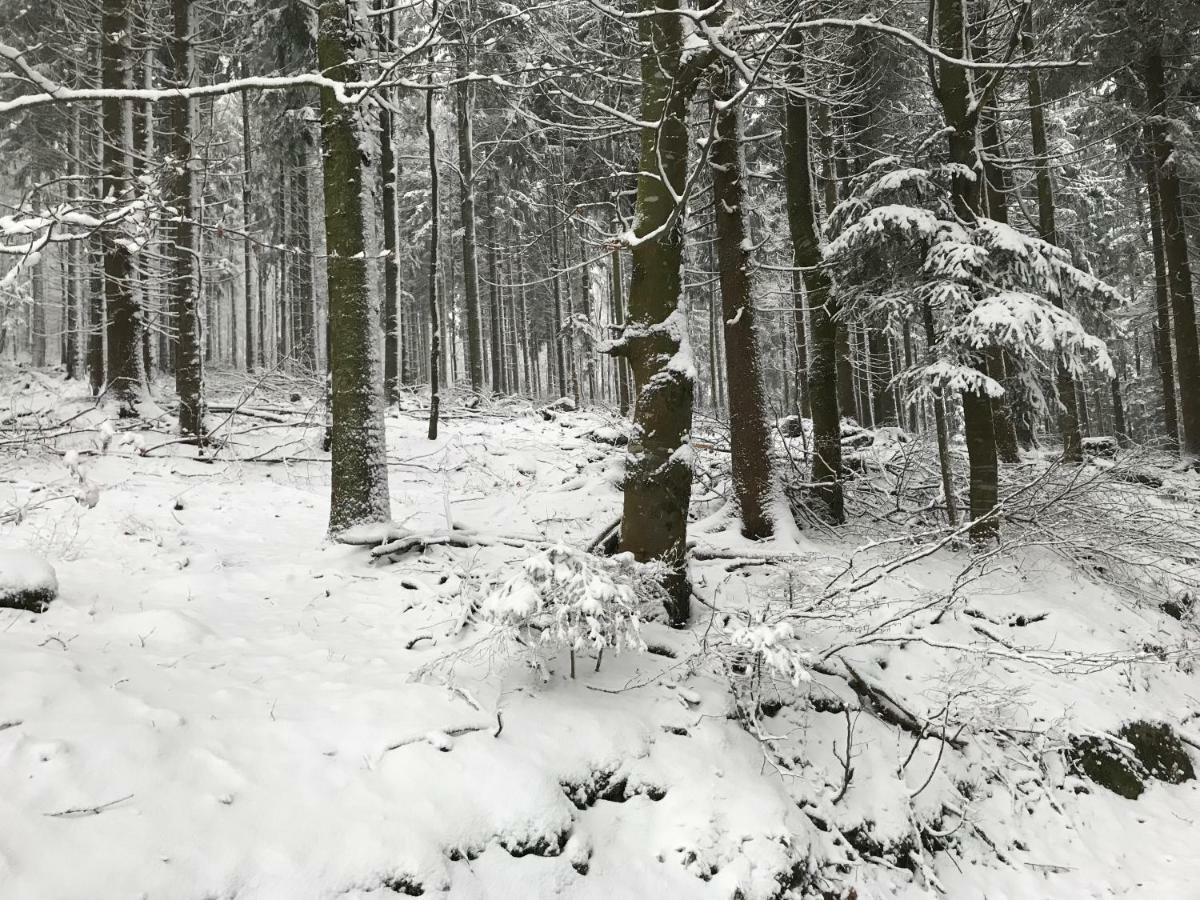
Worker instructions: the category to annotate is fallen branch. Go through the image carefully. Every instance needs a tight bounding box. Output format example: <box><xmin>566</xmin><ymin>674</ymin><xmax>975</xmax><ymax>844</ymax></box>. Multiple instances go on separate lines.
<box><xmin>840</xmin><ymin>658</ymin><xmax>966</xmax><ymax>750</ymax></box>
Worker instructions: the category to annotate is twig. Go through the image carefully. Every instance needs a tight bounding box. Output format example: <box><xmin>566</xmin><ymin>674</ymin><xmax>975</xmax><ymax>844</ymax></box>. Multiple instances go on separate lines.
<box><xmin>45</xmin><ymin>794</ymin><xmax>134</xmax><ymax>818</ymax></box>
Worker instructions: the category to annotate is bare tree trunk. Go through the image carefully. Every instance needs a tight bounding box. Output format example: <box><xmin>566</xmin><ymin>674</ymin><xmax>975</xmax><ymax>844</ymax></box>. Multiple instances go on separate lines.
<box><xmin>101</xmin><ymin>0</ymin><xmax>144</xmax><ymax>416</ymax></box>
<box><xmin>710</xmin><ymin>68</ymin><xmax>775</xmax><ymax>539</ymax></box>
<box><xmin>611</xmin><ymin>243</ymin><xmax>630</xmax><ymax>415</ymax></box>
<box><xmin>455</xmin><ymin>46</ymin><xmax>484</xmax><ymax>393</ymax></box>
<box><xmin>241</xmin><ymin>81</ymin><xmax>255</xmax><ymax>371</ymax></box>
<box><xmin>934</xmin><ymin>0</ymin><xmax>997</xmax><ymax>540</ymax></box>
<box><xmin>1023</xmin><ymin>8</ymin><xmax>1083</xmax><ymax>462</ymax></box>
<box><xmin>550</xmin><ymin>215</ymin><xmax>567</xmax><ymax>397</ymax></box>
<box><xmin>426</xmin><ymin>81</ymin><xmax>441</xmax><ymax>439</ymax></box>
<box><xmin>1145</xmin><ymin>50</ymin><xmax>1200</xmax><ymax>463</ymax></box>
<box><xmin>783</xmin><ymin>28</ymin><xmax>843</xmax><ymax>523</ymax></box>
<box><xmin>1145</xmin><ymin>170</ymin><xmax>1179</xmax><ymax>447</ymax></box>
<box><xmin>169</xmin><ymin>0</ymin><xmax>204</xmax><ymax>437</ymax></box>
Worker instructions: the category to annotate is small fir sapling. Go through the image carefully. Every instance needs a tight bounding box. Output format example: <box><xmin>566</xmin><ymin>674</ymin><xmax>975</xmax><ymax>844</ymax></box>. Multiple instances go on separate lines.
<box><xmin>481</xmin><ymin>544</ymin><xmax>663</xmax><ymax>670</ymax></box>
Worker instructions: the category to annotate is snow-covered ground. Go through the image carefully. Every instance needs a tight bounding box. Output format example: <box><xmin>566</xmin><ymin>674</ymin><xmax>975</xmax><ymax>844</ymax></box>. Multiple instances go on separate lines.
<box><xmin>2</xmin><ymin>367</ymin><xmax>1199</xmax><ymax>900</ymax></box>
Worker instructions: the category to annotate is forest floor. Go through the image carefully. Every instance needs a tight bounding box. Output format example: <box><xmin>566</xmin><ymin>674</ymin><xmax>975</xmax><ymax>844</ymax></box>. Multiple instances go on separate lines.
<box><xmin>2</xmin><ymin>365</ymin><xmax>1200</xmax><ymax>900</ymax></box>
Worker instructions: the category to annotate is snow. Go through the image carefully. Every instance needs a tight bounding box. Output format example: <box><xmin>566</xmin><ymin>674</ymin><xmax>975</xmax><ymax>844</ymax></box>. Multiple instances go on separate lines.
<box><xmin>0</xmin><ymin>548</ymin><xmax>58</xmax><ymax>602</ymax></box>
<box><xmin>2</xmin><ymin>370</ymin><xmax>1200</xmax><ymax>899</ymax></box>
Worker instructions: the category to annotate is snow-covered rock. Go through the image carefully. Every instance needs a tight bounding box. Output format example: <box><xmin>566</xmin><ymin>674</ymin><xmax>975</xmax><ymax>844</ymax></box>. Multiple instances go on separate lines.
<box><xmin>0</xmin><ymin>549</ymin><xmax>57</xmax><ymax>612</ymax></box>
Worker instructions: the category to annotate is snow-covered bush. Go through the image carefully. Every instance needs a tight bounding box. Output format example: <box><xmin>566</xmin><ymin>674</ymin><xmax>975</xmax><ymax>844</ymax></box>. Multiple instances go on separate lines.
<box><xmin>482</xmin><ymin>544</ymin><xmax>660</xmax><ymax>662</ymax></box>
<box><xmin>727</xmin><ymin>620</ymin><xmax>813</xmax><ymax>688</ymax></box>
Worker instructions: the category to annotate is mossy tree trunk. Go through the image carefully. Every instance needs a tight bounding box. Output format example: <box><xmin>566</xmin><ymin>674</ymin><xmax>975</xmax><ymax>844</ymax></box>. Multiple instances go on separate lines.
<box><xmin>316</xmin><ymin>0</ymin><xmax>392</xmax><ymax>533</ymax></box>
<box><xmin>710</xmin><ymin>64</ymin><xmax>775</xmax><ymax>540</ymax></box>
<box><xmin>614</xmin><ymin>0</ymin><xmax>707</xmax><ymax>623</ymax></box>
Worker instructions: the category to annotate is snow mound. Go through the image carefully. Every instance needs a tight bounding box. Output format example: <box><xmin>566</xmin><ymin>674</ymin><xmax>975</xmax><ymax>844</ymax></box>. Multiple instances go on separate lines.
<box><xmin>0</xmin><ymin>548</ymin><xmax>58</xmax><ymax>612</ymax></box>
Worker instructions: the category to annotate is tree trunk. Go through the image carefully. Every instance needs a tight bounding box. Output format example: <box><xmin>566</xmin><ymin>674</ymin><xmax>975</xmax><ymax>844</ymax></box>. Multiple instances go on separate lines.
<box><xmin>934</xmin><ymin>0</ymin><xmax>998</xmax><ymax>540</ymax></box>
<box><xmin>789</xmin><ymin>268</ymin><xmax>809</xmax><ymax>418</ymax></box>
<box><xmin>101</xmin><ymin>0</ymin><xmax>144</xmax><ymax>416</ymax></box>
<box><xmin>241</xmin><ymin>82</ymin><xmax>255</xmax><ymax>371</ymax></box>
<box><xmin>316</xmin><ymin>0</ymin><xmax>392</xmax><ymax>532</ymax></box>
<box><xmin>1145</xmin><ymin>169</ymin><xmax>1179</xmax><ymax>447</ymax></box>
<box><xmin>710</xmin><ymin>69</ymin><xmax>775</xmax><ymax>540</ymax></box>
<box><xmin>488</xmin><ymin>191</ymin><xmax>503</xmax><ymax>393</ymax></box>
<box><xmin>611</xmin><ymin>244</ymin><xmax>630</xmax><ymax>415</ymax></box>
<box><xmin>783</xmin><ymin>31</ymin><xmax>843</xmax><ymax>523</ymax></box>
<box><xmin>1145</xmin><ymin>50</ymin><xmax>1200</xmax><ymax>463</ymax></box>
<box><xmin>426</xmin><ymin>81</ymin><xmax>441</xmax><ymax>439</ymax></box>
<box><xmin>170</xmin><ymin>0</ymin><xmax>204</xmax><ymax>437</ymax></box>
<box><xmin>455</xmin><ymin>48</ymin><xmax>484</xmax><ymax>393</ymax></box>
<box><xmin>616</xmin><ymin>0</ymin><xmax>701</xmax><ymax>622</ymax></box>
<box><xmin>550</xmin><ymin>216</ymin><xmax>567</xmax><ymax>397</ymax></box>
<box><xmin>1023</xmin><ymin>9</ymin><xmax>1083</xmax><ymax>462</ymax></box>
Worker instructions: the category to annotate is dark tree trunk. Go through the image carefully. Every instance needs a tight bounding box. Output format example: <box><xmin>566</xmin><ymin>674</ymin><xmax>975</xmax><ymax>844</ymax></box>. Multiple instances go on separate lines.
<box><xmin>611</xmin><ymin>244</ymin><xmax>630</xmax><ymax>415</ymax></box>
<box><xmin>379</xmin><ymin>12</ymin><xmax>399</xmax><ymax>403</ymax></box>
<box><xmin>101</xmin><ymin>0</ymin><xmax>144</xmax><ymax>416</ymax></box>
<box><xmin>550</xmin><ymin>216</ymin><xmax>567</xmax><ymax>397</ymax></box>
<box><xmin>170</xmin><ymin>0</ymin><xmax>204</xmax><ymax>437</ymax></box>
<box><xmin>426</xmin><ymin>81</ymin><xmax>441</xmax><ymax>439</ymax></box>
<box><xmin>791</xmin><ymin>268</ymin><xmax>810</xmax><ymax>418</ymax></box>
<box><xmin>710</xmin><ymin>68</ymin><xmax>775</xmax><ymax>539</ymax></box>
<box><xmin>616</xmin><ymin>0</ymin><xmax>702</xmax><ymax>622</ymax></box>
<box><xmin>316</xmin><ymin>0</ymin><xmax>392</xmax><ymax>531</ymax></box>
<box><xmin>241</xmin><ymin>82</ymin><xmax>255</xmax><ymax>371</ymax></box>
<box><xmin>455</xmin><ymin>48</ymin><xmax>484</xmax><ymax>393</ymax></box>
<box><xmin>934</xmin><ymin>0</ymin><xmax>998</xmax><ymax>540</ymax></box>
<box><xmin>488</xmin><ymin>190</ymin><xmax>503</xmax><ymax>393</ymax></box>
<box><xmin>1023</xmin><ymin>9</ymin><xmax>1083</xmax><ymax>462</ymax></box>
<box><xmin>1145</xmin><ymin>50</ymin><xmax>1200</xmax><ymax>463</ymax></box>
<box><xmin>1145</xmin><ymin>170</ymin><xmax>1179</xmax><ymax>447</ymax></box>
<box><xmin>783</xmin><ymin>30</ymin><xmax>843</xmax><ymax>523</ymax></box>
<box><xmin>868</xmin><ymin>330</ymin><xmax>895</xmax><ymax>426</ymax></box>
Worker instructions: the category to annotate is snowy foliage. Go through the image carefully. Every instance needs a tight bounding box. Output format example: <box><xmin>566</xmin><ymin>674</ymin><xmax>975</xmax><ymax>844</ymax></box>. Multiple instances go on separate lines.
<box><xmin>481</xmin><ymin>544</ymin><xmax>658</xmax><ymax>657</ymax></box>
<box><xmin>823</xmin><ymin>156</ymin><xmax>1116</xmax><ymax>406</ymax></box>
<box><xmin>727</xmin><ymin>619</ymin><xmax>813</xmax><ymax>687</ymax></box>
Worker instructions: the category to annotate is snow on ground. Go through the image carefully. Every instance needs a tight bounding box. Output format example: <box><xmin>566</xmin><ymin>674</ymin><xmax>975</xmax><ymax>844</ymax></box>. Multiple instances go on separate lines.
<box><xmin>1</xmin><ymin>367</ymin><xmax>1199</xmax><ymax>899</ymax></box>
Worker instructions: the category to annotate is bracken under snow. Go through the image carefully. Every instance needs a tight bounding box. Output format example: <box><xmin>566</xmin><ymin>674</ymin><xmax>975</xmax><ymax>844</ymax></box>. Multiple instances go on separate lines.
<box><xmin>1</xmin><ymin>369</ymin><xmax>1199</xmax><ymax>900</ymax></box>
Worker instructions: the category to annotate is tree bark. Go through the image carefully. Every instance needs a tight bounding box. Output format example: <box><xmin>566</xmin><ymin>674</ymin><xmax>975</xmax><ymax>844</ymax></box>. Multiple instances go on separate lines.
<box><xmin>170</xmin><ymin>0</ymin><xmax>204</xmax><ymax>437</ymax></box>
<box><xmin>1145</xmin><ymin>169</ymin><xmax>1179</xmax><ymax>447</ymax></box>
<box><xmin>101</xmin><ymin>0</ymin><xmax>144</xmax><ymax>416</ymax></box>
<box><xmin>934</xmin><ymin>0</ymin><xmax>998</xmax><ymax>540</ymax></box>
<box><xmin>316</xmin><ymin>0</ymin><xmax>392</xmax><ymax>531</ymax></box>
<box><xmin>616</xmin><ymin>0</ymin><xmax>702</xmax><ymax>622</ymax></box>
<box><xmin>783</xmin><ymin>30</ymin><xmax>843</xmax><ymax>523</ymax></box>
<box><xmin>426</xmin><ymin>81</ymin><xmax>441</xmax><ymax>439</ymax></box>
<box><xmin>611</xmin><ymin>243</ymin><xmax>630</xmax><ymax>415</ymax></box>
<box><xmin>241</xmin><ymin>81</ymin><xmax>255</xmax><ymax>371</ymax></box>
<box><xmin>1145</xmin><ymin>49</ymin><xmax>1200</xmax><ymax>463</ymax></box>
<box><xmin>455</xmin><ymin>46</ymin><xmax>484</xmax><ymax>393</ymax></box>
<box><xmin>710</xmin><ymin>68</ymin><xmax>775</xmax><ymax>539</ymax></box>
<box><xmin>1023</xmin><ymin>9</ymin><xmax>1083</xmax><ymax>462</ymax></box>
